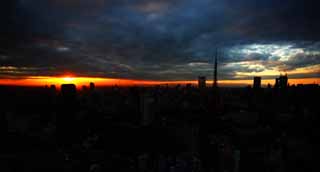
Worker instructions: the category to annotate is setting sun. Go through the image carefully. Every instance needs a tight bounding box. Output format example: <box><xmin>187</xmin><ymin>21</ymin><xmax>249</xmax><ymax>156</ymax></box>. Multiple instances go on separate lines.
<box><xmin>62</xmin><ymin>77</ymin><xmax>75</xmax><ymax>82</ymax></box>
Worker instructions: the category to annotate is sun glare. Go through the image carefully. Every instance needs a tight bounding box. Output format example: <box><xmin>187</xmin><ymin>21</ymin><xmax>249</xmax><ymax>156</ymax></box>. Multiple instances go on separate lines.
<box><xmin>63</xmin><ymin>77</ymin><xmax>75</xmax><ymax>82</ymax></box>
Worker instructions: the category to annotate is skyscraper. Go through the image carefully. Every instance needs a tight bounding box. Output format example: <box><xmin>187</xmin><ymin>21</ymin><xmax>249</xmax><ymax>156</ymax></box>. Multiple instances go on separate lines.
<box><xmin>90</xmin><ymin>82</ymin><xmax>95</xmax><ymax>91</ymax></box>
<box><xmin>59</xmin><ymin>84</ymin><xmax>77</xmax><ymax>150</ymax></box>
<box><xmin>279</xmin><ymin>75</ymin><xmax>288</xmax><ymax>89</ymax></box>
<box><xmin>253</xmin><ymin>77</ymin><xmax>261</xmax><ymax>89</ymax></box>
<box><xmin>61</xmin><ymin>84</ymin><xmax>77</xmax><ymax>99</ymax></box>
<box><xmin>198</xmin><ymin>76</ymin><xmax>206</xmax><ymax>89</ymax></box>
<box><xmin>213</xmin><ymin>51</ymin><xmax>218</xmax><ymax>88</ymax></box>
<box><xmin>275</xmin><ymin>74</ymin><xmax>288</xmax><ymax>89</ymax></box>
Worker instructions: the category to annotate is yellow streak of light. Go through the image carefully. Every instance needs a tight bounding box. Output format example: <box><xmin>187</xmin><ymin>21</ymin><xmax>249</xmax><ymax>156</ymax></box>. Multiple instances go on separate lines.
<box><xmin>235</xmin><ymin>64</ymin><xmax>320</xmax><ymax>78</ymax></box>
<box><xmin>0</xmin><ymin>76</ymin><xmax>319</xmax><ymax>88</ymax></box>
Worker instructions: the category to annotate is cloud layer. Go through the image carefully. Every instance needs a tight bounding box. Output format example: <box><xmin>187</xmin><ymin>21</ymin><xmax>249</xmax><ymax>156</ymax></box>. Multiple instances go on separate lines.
<box><xmin>0</xmin><ymin>0</ymin><xmax>320</xmax><ymax>80</ymax></box>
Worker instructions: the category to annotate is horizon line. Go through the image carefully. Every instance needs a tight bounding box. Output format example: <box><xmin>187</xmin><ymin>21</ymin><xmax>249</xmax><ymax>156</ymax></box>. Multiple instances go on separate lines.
<box><xmin>0</xmin><ymin>76</ymin><xmax>319</xmax><ymax>87</ymax></box>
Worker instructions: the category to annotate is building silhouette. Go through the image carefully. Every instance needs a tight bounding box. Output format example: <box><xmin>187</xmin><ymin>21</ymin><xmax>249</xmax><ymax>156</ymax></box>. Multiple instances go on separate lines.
<box><xmin>253</xmin><ymin>77</ymin><xmax>261</xmax><ymax>89</ymax></box>
<box><xmin>198</xmin><ymin>76</ymin><xmax>206</xmax><ymax>89</ymax></box>
<box><xmin>213</xmin><ymin>52</ymin><xmax>218</xmax><ymax>88</ymax></box>
<box><xmin>90</xmin><ymin>82</ymin><xmax>95</xmax><ymax>91</ymax></box>
<box><xmin>61</xmin><ymin>84</ymin><xmax>77</xmax><ymax>99</ymax></box>
<box><xmin>59</xmin><ymin>84</ymin><xmax>78</xmax><ymax>151</ymax></box>
<box><xmin>275</xmin><ymin>74</ymin><xmax>288</xmax><ymax>89</ymax></box>
<box><xmin>50</xmin><ymin>84</ymin><xmax>56</xmax><ymax>91</ymax></box>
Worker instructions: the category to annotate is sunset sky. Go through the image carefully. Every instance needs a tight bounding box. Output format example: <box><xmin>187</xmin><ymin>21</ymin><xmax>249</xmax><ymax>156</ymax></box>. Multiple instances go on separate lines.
<box><xmin>0</xmin><ymin>0</ymin><xmax>319</xmax><ymax>86</ymax></box>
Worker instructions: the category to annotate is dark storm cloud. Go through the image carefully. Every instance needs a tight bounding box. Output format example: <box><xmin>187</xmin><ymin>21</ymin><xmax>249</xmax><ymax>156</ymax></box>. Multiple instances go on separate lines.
<box><xmin>283</xmin><ymin>53</ymin><xmax>320</xmax><ymax>71</ymax></box>
<box><xmin>1</xmin><ymin>0</ymin><xmax>320</xmax><ymax>80</ymax></box>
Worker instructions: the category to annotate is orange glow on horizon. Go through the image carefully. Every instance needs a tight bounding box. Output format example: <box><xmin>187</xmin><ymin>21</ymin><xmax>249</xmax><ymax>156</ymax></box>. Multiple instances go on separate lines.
<box><xmin>0</xmin><ymin>76</ymin><xmax>319</xmax><ymax>88</ymax></box>
<box><xmin>62</xmin><ymin>76</ymin><xmax>75</xmax><ymax>82</ymax></box>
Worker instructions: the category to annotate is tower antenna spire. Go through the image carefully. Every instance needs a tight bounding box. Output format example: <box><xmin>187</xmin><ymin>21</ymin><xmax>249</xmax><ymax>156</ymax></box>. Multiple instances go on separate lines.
<box><xmin>213</xmin><ymin>49</ymin><xmax>218</xmax><ymax>88</ymax></box>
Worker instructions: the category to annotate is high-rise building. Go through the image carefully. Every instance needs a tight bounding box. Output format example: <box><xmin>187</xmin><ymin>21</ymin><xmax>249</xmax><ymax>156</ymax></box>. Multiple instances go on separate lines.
<box><xmin>50</xmin><ymin>84</ymin><xmax>56</xmax><ymax>91</ymax></box>
<box><xmin>279</xmin><ymin>75</ymin><xmax>288</xmax><ymax>88</ymax></box>
<box><xmin>90</xmin><ymin>82</ymin><xmax>95</xmax><ymax>91</ymax></box>
<box><xmin>59</xmin><ymin>84</ymin><xmax>77</xmax><ymax>149</ymax></box>
<box><xmin>213</xmin><ymin>52</ymin><xmax>218</xmax><ymax>88</ymax></box>
<box><xmin>198</xmin><ymin>76</ymin><xmax>206</xmax><ymax>89</ymax></box>
<box><xmin>275</xmin><ymin>78</ymin><xmax>279</xmax><ymax>88</ymax></box>
<box><xmin>61</xmin><ymin>84</ymin><xmax>77</xmax><ymax>99</ymax></box>
<box><xmin>275</xmin><ymin>74</ymin><xmax>288</xmax><ymax>89</ymax></box>
<box><xmin>253</xmin><ymin>77</ymin><xmax>261</xmax><ymax>89</ymax></box>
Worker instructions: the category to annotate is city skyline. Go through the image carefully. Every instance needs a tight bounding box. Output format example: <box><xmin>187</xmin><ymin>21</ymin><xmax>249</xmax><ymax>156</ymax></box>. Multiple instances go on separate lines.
<box><xmin>0</xmin><ymin>75</ymin><xmax>318</xmax><ymax>88</ymax></box>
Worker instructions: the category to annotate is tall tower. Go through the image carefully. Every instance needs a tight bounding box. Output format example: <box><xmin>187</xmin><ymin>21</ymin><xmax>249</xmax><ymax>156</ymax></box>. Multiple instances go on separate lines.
<box><xmin>198</xmin><ymin>76</ymin><xmax>206</xmax><ymax>89</ymax></box>
<box><xmin>213</xmin><ymin>51</ymin><xmax>218</xmax><ymax>88</ymax></box>
<box><xmin>253</xmin><ymin>77</ymin><xmax>261</xmax><ymax>89</ymax></box>
<box><xmin>274</xmin><ymin>74</ymin><xmax>288</xmax><ymax>89</ymax></box>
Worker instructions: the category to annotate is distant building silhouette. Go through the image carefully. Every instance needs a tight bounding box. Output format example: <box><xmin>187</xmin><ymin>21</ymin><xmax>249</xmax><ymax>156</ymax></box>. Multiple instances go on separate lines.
<box><xmin>253</xmin><ymin>77</ymin><xmax>261</xmax><ymax>89</ymax></box>
<box><xmin>59</xmin><ymin>84</ymin><xmax>77</xmax><ymax>151</ymax></box>
<box><xmin>50</xmin><ymin>85</ymin><xmax>56</xmax><ymax>92</ymax></box>
<box><xmin>90</xmin><ymin>82</ymin><xmax>95</xmax><ymax>91</ymax></box>
<box><xmin>213</xmin><ymin>51</ymin><xmax>218</xmax><ymax>88</ymax></box>
<box><xmin>275</xmin><ymin>78</ymin><xmax>279</xmax><ymax>88</ymax></box>
<box><xmin>61</xmin><ymin>84</ymin><xmax>77</xmax><ymax>99</ymax></box>
<box><xmin>275</xmin><ymin>75</ymin><xmax>288</xmax><ymax>89</ymax></box>
<box><xmin>198</xmin><ymin>76</ymin><xmax>206</xmax><ymax>89</ymax></box>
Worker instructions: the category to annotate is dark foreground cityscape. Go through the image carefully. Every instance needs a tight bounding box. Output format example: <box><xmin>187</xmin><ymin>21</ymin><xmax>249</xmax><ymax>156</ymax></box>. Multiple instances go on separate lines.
<box><xmin>0</xmin><ymin>75</ymin><xmax>319</xmax><ymax>172</ymax></box>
